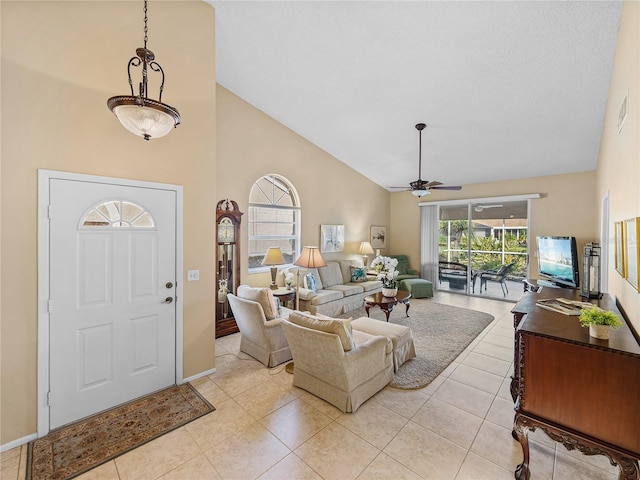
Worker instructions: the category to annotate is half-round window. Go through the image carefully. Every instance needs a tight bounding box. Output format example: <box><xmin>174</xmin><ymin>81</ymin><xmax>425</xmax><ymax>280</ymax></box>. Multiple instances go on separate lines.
<box><xmin>81</xmin><ymin>200</ymin><xmax>155</xmax><ymax>228</ymax></box>
<box><xmin>248</xmin><ymin>175</ymin><xmax>300</xmax><ymax>271</ymax></box>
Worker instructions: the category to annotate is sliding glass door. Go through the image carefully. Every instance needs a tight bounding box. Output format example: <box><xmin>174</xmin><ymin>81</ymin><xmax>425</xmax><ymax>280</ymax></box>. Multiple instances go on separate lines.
<box><xmin>438</xmin><ymin>201</ymin><xmax>529</xmax><ymax>301</ymax></box>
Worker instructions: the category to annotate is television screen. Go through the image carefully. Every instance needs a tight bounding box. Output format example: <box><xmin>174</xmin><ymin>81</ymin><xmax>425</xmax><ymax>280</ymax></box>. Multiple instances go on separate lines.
<box><xmin>536</xmin><ymin>236</ymin><xmax>579</xmax><ymax>288</ymax></box>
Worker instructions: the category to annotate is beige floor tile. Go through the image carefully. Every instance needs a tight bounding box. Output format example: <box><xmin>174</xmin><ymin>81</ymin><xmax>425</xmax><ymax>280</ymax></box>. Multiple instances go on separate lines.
<box><xmin>211</xmin><ymin>365</ymin><xmax>270</xmax><ymax>397</ymax></box>
<box><xmin>489</xmin><ymin>324</ymin><xmax>515</xmax><ymax>339</ymax></box>
<box><xmin>527</xmin><ymin>440</ymin><xmax>556</xmax><ymax>479</ymax></box>
<box><xmin>559</xmin><ymin>446</ymin><xmax>620</xmax><ymax>477</ymax></box>
<box><xmin>115</xmin><ymin>427</ymin><xmax>200</xmax><ymax>480</ymax></box>
<box><xmin>482</xmin><ymin>333</ymin><xmax>514</xmax><ymax>349</ymax></box>
<box><xmin>371</xmin><ymin>386</ymin><xmax>429</xmax><ymax>418</ymax></box>
<box><xmin>461</xmin><ymin>351</ymin><xmax>511</xmax><ymax>377</ymax></box>
<box><xmin>469</xmin><ymin>421</ymin><xmax>523</xmax><ymax>472</ymax></box>
<box><xmin>234</xmin><ymin>379</ymin><xmax>298</xmax><ymax>419</ymax></box>
<box><xmin>356</xmin><ymin>452</ymin><xmax>423</xmax><ymax>480</ymax></box>
<box><xmin>191</xmin><ymin>377</ymin><xmax>231</xmax><ymax>406</ymax></box>
<box><xmin>204</xmin><ymin>422</ymin><xmax>290</xmax><ymax>480</ymax></box>
<box><xmin>455</xmin><ymin>452</ymin><xmax>513</xmax><ymax>480</ymax></box>
<box><xmin>384</xmin><ymin>421</ymin><xmax>467</xmax><ymax>480</ymax></box>
<box><xmin>496</xmin><ymin>376</ymin><xmax>514</xmax><ymax>401</ymax></box>
<box><xmin>416</xmin><ymin>374</ymin><xmax>445</xmax><ymax>397</ymax></box>
<box><xmin>432</xmin><ymin>379</ymin><xmax>495</xmax><ymax>418</ymax></box>
<box><xmin>75</xmin><ymin>460</ymin><xmax>120</xmax><ymax>480</ymax></box>
<box><xmin>297</xmin><ymin>391</ymin><xmax>343</xmax><ymax>419</ymax></box>
<box><xmin>158</xmin><ymin>453</ymin><xmax>221</xmax><ymax>480</ymax></box>
<box><xmin>471</xmin><ymin>342</ymin><xmax>513</xmax><ymax>362</ymax></box>
<box><xmin>258</xmin><ymin>453</ymin><xmax>323</xmax><ymax>480</ymax></box>
<box><xmin>184</xmin><ymin>398</ymin><xmax>256</xmax><ymax>451</ymax></box>
<box><xmin>485</xmin><ymin>396</ymin><xmax>516</xmax><ymax>430</ymax></box>
<box><xmin>553</xmin><ymin>450</ymin><xmax>619</xmax><ymax>480</ymax></box>
<box><xmin>336</xmin><ymin>400</ymin><xmax>408</xmax><ymax>450</ymax></box>
<box><xmin>260</xmin><ymin>398</ymin><xmax>333</xmax><ymax>450</ymax></box>
<box><xmin>440</xmin><ymin>360</ymin><xmax>460</xmax><ymax>377</ymax></box>
<box><xmin>411</xmin><ymin>397</ymin><xmax>483</xmax><ymax>449</ymax></box>
<box><xmin>527</xmin><ymin>427</ymin><xmax>557</xmax><ymax>449</ymax></box>
<box><xmin>294</xmin><ymin>422</ymin><xmax>380</xmax><ymax>480</ymax></box>
<box><xmin>448</xmin><ymin>364</ymin><xmax>504</xmax><ymax>395</ymax></box>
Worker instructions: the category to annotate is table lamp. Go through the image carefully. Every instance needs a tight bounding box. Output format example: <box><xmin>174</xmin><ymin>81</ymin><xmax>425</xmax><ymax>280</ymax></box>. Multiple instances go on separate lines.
<box><xmin>262</xmin><ymin>247</ymin><xmax>286</xmax><ymax>290</ymax></box>
<box><xmin>293</xmin><ymin>246</ymin><xmax>326</xmax><ymax>311</ymax></box>
<box><xmin>358</xmin><ymin>241</ymin><xmax>374</xmax><ymax>267</ymax></box>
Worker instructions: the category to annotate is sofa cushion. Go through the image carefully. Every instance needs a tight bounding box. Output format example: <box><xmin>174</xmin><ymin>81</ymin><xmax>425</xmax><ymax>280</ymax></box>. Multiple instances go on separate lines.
<box><xmin>237</xmin><ymin>285</ymin><xmax>278</xmax><ymax>320</ymax></box>
<box><xmin>350</xmin><ymin>266</ymin><xmax>368</xmax><ymax>283</ymax></box>
<box><xmin>347</xmin><ymin>280</ymin><xmax>382</xmax><ymax>292</ymax></box>
<box><xmin>325</xmin><ymin>284</ymin><xmax>364</xmax><ymax>297</ymax></box>
<box><xmin>288</xmin><ymin>311</ymin><xmax>355</xmax><ymax>351</ymax></box>
<box><xmin>318</xmin><ymin>262</ymin><xmax>343</xmax><ymax>288</ymax></box>
<box><xmin>310</xmin><ymin>289</ymin><xmax>344</xmax><ymax>305</ymax></box>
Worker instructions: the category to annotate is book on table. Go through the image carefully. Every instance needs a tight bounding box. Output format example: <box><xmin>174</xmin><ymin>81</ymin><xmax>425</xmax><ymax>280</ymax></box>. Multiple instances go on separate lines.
<box><xmin>535</xmin><ymin>297</ymin><xmax>593</xmax><ymax>316</ymax></box>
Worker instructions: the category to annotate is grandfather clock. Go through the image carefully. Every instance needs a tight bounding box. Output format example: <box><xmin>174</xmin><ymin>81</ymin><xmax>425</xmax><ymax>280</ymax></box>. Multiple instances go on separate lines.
<box><xmin>215</xmin><ymin>199</ymin><xmax>242</xmax><ymax>338</ymax></box>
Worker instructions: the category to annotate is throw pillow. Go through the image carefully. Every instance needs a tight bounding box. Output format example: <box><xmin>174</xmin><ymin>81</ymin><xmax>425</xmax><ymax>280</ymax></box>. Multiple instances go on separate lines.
<box><xmin>304</xmin><ymin>273</ymin><xmax>317</xmax><ymax>292</ymax></box>
<box><xmin>350</xmin><ymin>266</ymin><xmax>367</xmax><ymax>283</ymax></box>
<box><xmin>289</xmin><ymin>312</ymin><xmax>355</xmax><ymax>351</ymax></box>
<box><xmin>317</xmin><ymin>313</ymin><xmax>355</xmax><ymax>348</ymax></box>
<box><xmin>236</xmin><ymin>285</ymin><xmax>278</xmax><ymax>320</ymax></box>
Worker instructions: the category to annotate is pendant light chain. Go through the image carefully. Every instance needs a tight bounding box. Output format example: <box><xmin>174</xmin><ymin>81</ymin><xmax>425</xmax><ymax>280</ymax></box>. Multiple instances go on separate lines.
<box><xmin>143</xmin><ymin>0</ymin><xmax>149</xmax><ymax>49</ymax></box>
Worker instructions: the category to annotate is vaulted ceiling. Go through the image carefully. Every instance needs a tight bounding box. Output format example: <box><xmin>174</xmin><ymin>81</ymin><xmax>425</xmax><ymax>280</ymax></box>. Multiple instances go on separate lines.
<box><xmin>209</xmin><ymin>1</ymin><xmax>622</xmax><ymax>192</ymax></box>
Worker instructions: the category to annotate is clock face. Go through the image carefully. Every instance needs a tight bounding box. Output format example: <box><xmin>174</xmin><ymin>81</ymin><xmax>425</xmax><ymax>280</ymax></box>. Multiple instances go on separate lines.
<box><xmin>218</xmin><ymin>217</ymin><xmax>235</xmax><ymax>243</ymax></box>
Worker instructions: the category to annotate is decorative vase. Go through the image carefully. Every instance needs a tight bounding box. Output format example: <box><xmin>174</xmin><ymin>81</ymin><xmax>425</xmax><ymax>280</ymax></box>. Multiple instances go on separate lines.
<box><xmin>589</xmin><ymin>324</ymin><xmax>610</xmax><ymax>339</ymax></box>
<box><xmin>382</xmin><ymin>287</ymin><xmax>398</xmax><ymax>298</ymax></box>
<box><xmin>286</xmin><ymin>284</ymin><xmax>292</xmax><ymax>290</ymax></box>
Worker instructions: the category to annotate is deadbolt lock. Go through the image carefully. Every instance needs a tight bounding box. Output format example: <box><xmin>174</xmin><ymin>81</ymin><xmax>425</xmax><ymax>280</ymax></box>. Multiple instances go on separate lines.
<box><xmin>166</xmin><ymin>282</ymin><xmax>174</xmax><ymax>289</ymax></box>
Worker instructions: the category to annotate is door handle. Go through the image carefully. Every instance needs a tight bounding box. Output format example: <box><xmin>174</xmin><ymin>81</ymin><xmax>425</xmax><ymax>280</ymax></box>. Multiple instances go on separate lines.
<box><xmin>162</xmin><ymin>297</ymin><xmax>174</xmax><ymax>304</ymax></box>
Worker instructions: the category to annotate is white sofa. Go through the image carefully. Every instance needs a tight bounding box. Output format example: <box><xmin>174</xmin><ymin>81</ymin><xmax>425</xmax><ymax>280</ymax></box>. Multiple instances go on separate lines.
<box><xmin>278</xmin><ymin>260</ymin><xmax>382</xmax><ymax>316</ymax></box>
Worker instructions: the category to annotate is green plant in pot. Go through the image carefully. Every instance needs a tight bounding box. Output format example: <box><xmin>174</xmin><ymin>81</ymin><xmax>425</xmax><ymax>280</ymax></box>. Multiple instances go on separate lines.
<box><xmin>579</xmin><ymin>306</ymin><xmax>623</xmax><ymax>340</ymax></box>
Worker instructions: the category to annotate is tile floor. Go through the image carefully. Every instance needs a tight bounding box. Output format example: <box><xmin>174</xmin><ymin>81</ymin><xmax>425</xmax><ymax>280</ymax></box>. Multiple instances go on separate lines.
<box><xmin>1</xmin><ymin>292</ymin><xmax>621</xmax><ymax>480</ymax></box>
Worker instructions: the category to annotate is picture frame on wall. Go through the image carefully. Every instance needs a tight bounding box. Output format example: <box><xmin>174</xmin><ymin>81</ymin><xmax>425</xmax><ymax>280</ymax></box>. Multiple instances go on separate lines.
<box><xmin>320</xmin><ymin>224</ymin><xmax>344</xmax><ymax>253</ymax></box>
<box><xmin>615</xmin><ymin>221</ymin><xmax>625</xmax><ymax>277</ymax></box>
<box><xmin>370</xmin><ymin>226</ymin><xmax>387</xmax><ymax>249</ymax></box>
<box><xmin>623</xmin><ymin>217</ymin><xmax>639</xmax><ymax>292</ymax></box>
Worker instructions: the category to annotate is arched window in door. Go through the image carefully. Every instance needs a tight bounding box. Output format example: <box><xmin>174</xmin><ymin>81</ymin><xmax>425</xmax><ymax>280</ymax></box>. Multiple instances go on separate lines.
<box><xmin>80</xmin><ymin>200</ymin><xmax>155</xmax><ymax>228</ymax></box>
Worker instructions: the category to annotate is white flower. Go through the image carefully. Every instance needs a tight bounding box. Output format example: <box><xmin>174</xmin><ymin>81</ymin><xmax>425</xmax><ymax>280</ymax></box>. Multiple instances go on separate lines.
<box><xmin>285</xmin><ymin>272</ymin><xmax>295</xmax><ymax>286</ymax></box>
<box><xmin>371</xmin><ymin>255</ymin><xmax>399</xmax><ymax>286</ymax></box>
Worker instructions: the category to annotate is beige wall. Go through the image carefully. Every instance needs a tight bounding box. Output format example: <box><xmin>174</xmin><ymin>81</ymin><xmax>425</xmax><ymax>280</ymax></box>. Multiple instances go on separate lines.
<box><xmin>597</xmin><ymin>0</ymin><xmax>640</xmax><ymax>331</ymax></box>
<box><xmin>1</xmin><ymin>1</ymin><xmax>216</xmax><ymax>444</ymax></box>
<box><xmin>216</xmin><ymin>85</ymin><xmax>390</xmax><ymax>286</ymax></box>
<box><xmin>390</xmin><ymin>171</ymin><xmax>598</xmax><ymax>279</ymax></box>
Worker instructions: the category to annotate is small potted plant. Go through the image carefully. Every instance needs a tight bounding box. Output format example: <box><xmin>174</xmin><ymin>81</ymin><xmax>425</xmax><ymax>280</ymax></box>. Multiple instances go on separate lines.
<box><xmin>579</xmin><ymin>305</ymin><xmax>623</xmax><ymax>339</ymax></box>
<box><xmin>285</xmin><ymin>272</ymin><xmax>294</xmax><ymax>290</ymax></box>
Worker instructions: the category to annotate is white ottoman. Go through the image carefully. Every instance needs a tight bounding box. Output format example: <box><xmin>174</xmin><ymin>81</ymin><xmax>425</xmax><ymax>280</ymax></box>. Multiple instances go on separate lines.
<box><xmin>352</xmin><ymin>317</ymin><xmax>416</xmax><ymax>371</ymax></box>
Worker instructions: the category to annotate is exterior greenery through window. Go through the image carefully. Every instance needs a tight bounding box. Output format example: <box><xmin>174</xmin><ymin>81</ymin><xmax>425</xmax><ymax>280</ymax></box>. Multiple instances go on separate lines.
<box><xmin>248</xmin><ymin>175</ymin><xmax>300</xmax><ymax>271</ymax></box>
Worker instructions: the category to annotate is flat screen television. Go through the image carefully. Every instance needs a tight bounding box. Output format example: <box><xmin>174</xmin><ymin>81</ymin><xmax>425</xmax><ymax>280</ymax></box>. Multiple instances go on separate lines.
<box><xmin>536</xmin><ymin>236</ymin><xmax>580</xmax><ymax>288</ymax></box>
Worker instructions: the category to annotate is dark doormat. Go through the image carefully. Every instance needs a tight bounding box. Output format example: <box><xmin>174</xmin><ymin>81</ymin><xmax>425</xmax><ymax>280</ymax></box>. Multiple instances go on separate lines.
<box><xmin>27</xmin><ymin>383</ymin><xmax>215</xmax><ymax>480</ymax></box>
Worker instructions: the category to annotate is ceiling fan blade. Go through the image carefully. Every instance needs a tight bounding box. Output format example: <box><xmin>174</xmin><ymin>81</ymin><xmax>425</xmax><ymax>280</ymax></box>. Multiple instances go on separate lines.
<box><xmin>425</xmin><ymin>181</ymin><xmax>442</xmax><ymax>187</ymax></box>
<box><xmin>430</xmin><ymin>185</ymin><xmax>462</xmax><ymax>191</ymax></box>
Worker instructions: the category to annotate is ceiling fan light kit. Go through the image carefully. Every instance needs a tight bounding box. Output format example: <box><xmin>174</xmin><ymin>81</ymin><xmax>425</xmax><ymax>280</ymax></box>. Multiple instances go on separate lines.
<box><xmin>389</xmin><ymin>123</ymin><xmax>462</xmax><ymax>195</ymax></box>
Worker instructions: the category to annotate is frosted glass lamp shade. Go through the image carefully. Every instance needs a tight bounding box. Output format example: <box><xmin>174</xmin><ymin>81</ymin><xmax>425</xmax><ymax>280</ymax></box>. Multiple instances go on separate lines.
<box><xmin>108</xmin><ymin>96</ymin><xmax>180</xmax><ymax>141</ymax></box>
<box><xmin>411</xmin><ymin>189</ymin><xmax>430</xmax><ymax>197</ymax></box>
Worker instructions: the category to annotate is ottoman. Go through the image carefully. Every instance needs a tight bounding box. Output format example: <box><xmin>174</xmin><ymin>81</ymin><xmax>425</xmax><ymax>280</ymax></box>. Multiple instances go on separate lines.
<box><xmin>399</xmin><ymin>278</ymin><xmax>433</xmax><ymax>299</ymax></box>
<box><xmin>352</xmin><ymin>317</ymin><xmax>416</xmax><ymax>371</ymax></box>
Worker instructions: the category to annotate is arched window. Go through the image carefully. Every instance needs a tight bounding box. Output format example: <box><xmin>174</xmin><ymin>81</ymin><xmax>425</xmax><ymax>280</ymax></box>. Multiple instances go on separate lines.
<box><xmin>80</xmin><ymin>200</ymin><xmax>155</xmax><ymax>228</ymax></box>
<box><xmin>248</xmin><ymin>175</ymin><xmax>300</xmax><ymax>271</ymax></box>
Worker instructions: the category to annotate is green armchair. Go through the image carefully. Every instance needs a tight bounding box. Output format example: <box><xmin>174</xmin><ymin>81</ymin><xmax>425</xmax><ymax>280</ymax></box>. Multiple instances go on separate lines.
<box><xmin>389</xmin><ymin>255</ymin><xmax>420</xmax><ymax>282</ymax></box>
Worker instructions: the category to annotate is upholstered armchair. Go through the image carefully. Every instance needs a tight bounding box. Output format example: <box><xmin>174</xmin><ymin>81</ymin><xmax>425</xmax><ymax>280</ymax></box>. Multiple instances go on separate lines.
<box><xmin>389</xmin><ymin>255</ymin><xmax>420</xmax><ymax>282</ymax></box>
<box><xmin>280</xmin><ymin>311</ymin><xmax>393</xmax><ymax>413</ymax></box>
<box><xmin>226</xmin><ymin>286</ymin><xmax>292</xmax><ymax>367</ymax></box>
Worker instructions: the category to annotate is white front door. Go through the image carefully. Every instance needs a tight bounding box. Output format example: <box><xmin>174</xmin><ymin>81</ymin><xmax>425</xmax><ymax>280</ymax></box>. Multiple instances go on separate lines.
<box><xmin>48</xmin><ymin>179</ymin><xmax>176</xmax><ymax>429</ymax></box>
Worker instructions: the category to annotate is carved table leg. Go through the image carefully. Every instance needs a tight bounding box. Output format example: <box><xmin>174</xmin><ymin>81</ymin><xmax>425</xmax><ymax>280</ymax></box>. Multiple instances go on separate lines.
<box><xmin>383</xmin><ymin>306</ymin><xmax>392</xmax><ymax>322</ymax></box>
<box><xmin>513</xmin><ymin>413</ymin><xmax>531</xmax><ymax>480</ymax></box>
<box><xmin>404</xmin><ymin>300</ymin><xmax>410</xmax><ymax>317</ymax></box>
<box><xmin>365</xmin><ymin>304</ymin><xmax>371</xmax><ymax>317</ymax></box>
<box><xmin>618</xmin><ymin>457</ymin><xmax>639</xmax><ymax>480</ymax></box>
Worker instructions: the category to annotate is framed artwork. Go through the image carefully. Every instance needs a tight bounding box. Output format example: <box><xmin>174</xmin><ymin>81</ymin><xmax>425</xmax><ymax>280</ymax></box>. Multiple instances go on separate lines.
<box><xmin>370</xmin><ymin>225</ymin><xmax>387</xmax><ymax>249</ymax></box>
<box><xmin>320</xmin><ymin>224</ymin><xmax>344</xmax><ymax>253</ymax></box>
<box><xmin>614</xmin><ymin>221</ymin><xmax>625</xmax><ymax>277</ymax></box>
<box><xmin>623</xmin><ymin>217</ymin><xmax>639</xmax><ymax>291</ymax></box>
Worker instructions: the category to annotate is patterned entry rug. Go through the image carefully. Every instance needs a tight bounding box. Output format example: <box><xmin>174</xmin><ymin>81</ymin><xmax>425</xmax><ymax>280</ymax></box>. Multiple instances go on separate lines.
<box><xmin>340</xmin><ymin>300</ymin><xmax>495</xmax><ymax>390</ymax></box>
<box><xmin>27</xmin><ymin>383</ymin><xmax>214</xmax><ymax>480</ymax></box>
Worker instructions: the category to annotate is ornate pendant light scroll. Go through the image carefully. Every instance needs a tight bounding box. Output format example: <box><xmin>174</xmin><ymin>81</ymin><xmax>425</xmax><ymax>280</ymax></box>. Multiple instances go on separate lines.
<box><xmin>107</xmin><ymin>0</ymin><xmax>180</xmax><ymax>141</ymax></box>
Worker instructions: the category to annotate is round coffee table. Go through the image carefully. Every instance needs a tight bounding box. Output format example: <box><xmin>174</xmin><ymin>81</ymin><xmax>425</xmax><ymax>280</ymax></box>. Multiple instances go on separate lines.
<box><xmin>364</xmin><ymin>290</ymin><xmax>411</xmax><ymax>322</ymax></box>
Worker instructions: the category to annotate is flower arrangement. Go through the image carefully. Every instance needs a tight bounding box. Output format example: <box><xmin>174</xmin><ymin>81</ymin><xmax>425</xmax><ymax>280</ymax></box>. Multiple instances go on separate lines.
<box><xmin>285</xmin><ymin>272</ymin><xmax>295</xmax><ymax>289</ymax></box>
<box><xmin>371</xmin><ymin>255</ymin><xmax>399</xmax><ymax>288</ymax></box>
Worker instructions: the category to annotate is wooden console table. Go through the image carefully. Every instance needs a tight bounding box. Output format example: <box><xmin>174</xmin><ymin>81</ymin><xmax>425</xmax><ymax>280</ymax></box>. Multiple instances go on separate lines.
<box><xmin>511</xmin><ymin>288</ymin><xmax>640</xmax><ymax>479</ymax></box>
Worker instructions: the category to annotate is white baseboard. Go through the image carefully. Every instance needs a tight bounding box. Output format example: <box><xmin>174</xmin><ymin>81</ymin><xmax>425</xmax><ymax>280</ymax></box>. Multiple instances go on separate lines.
<box><xmin>182</xmin><ymin>367</ymin><xmax>216</xmax><ymax>384</ymax></box>
<box><xmin>1</xmin><ymin>433</ymin><xmax>37</xmax><ymax>453</ymax></box>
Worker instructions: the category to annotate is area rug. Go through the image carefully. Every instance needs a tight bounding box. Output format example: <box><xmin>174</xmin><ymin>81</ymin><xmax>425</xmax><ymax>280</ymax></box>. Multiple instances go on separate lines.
<box><xmin>340</xmin><ymin>301</ymin><xmax>495</xmax><ymax>390</ymax></box>
<box><xmin>27</xmin><ymin>383</ymin><xmax>214</xmax><ymax>480</ymax></box>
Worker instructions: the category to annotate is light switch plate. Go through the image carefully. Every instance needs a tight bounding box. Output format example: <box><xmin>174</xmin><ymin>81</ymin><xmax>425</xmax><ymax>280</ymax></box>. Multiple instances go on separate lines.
<box><xmin>187</xmin><ymin>270</ymin><xmax>200</xmax><ymax>281</ymax></box>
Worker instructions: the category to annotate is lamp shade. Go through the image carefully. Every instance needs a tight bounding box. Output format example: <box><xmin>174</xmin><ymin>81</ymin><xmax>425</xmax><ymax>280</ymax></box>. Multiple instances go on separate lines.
<box><xmin>261</xmin><ymin>247</ymin><xmax>286</xmax><ymax>266</ymax></box>
<box><xmin>109</xmin><ymin>100</ymin><xmax>180</xmax><ymax>140</ymax></box>
<box><xmin>294</xmin><ymin>246</ymin><xmax>327</xmax><ymax>268</ymax></box>
<box><xmin>358</xmin><ymin>242</ymin><xmax>374</xmax><ymax>255</ymax></box>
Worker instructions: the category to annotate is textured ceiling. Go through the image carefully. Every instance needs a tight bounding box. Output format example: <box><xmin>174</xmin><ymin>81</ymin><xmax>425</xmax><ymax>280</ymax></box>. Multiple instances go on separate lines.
<box><xmin>209</xmin><ymin>1</ymin><xmax>622</xmax><ymax>192</ymax></box>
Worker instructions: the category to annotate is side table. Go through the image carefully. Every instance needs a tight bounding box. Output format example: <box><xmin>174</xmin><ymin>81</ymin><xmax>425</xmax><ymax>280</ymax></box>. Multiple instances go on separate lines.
<box><xmin>272</xmin><ymin>288</ymin><xmax>296</xmax><ymax>309</ymax></box>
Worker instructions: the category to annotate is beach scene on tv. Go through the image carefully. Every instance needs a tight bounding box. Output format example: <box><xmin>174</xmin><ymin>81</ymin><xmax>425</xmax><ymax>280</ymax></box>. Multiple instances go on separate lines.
<box><xmin>537</xmin><ymin>237</ymin><xmax>576</xmax><ymax>281</ymax></box>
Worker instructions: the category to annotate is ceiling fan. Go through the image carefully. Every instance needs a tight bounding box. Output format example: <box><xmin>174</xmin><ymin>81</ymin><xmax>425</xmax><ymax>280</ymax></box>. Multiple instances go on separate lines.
<box><xmin>388</xmin><ymin>123</ymin><xmax>462</xmax><ymax>197</ymax></box>
<box><xmin>474</xmin><ymin>204</ymin><xmax>503</xmax><ymax>212</ymax></box>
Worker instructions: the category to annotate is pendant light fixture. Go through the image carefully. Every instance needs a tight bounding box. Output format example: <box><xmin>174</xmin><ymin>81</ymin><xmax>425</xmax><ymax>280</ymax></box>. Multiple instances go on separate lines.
<box><xmin>107</xmin><ymin>0</ymin><xmax>180</xmax><ymax>141</ymax></box>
